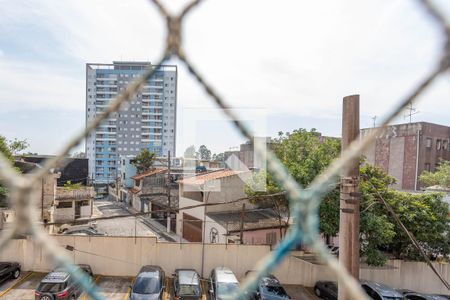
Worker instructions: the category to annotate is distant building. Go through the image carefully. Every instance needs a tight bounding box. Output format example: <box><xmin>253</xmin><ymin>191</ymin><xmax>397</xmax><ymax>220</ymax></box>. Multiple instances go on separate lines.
<box><xmin>85</xmin><ymin>61</ymin><xmax>177</xmax><ymax>184</ymax></box>
<box><xmin>52</xmin><ymin>187</ymin><xmax>94</xmax><ymax>223</ymax></box>
<box><xmin>17</xmin><ymin>155</ymin><xmax>88</xmax><ymax>186</ymax></box>
<box><xmin>361</xmin><ymin>122</ymin><xmax>450</xmax><ymax>191</ymax></box>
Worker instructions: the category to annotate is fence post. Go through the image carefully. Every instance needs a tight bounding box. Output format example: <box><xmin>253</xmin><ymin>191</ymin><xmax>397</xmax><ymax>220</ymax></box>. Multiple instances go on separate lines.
<box><xmin>338</xmin><ymin>95</ymin><xmax>361</xmax><ymax>299</ymax></box>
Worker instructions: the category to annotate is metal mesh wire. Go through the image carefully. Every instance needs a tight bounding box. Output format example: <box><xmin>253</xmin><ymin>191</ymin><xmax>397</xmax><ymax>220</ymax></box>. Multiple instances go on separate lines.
<box><xmin>0</xmin><ymin>0</ymin><xmax>449</xmax><ymax>299</ymax></box>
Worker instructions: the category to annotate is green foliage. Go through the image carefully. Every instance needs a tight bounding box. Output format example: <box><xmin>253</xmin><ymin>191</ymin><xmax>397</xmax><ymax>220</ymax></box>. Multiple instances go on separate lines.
<box><xmin>197</xmin><ymin>145</ymin><xmax>211</xmax><ymax>160</ymax></box>
<box><xmin>184</xmin><ymin>145</ymin><xmax>196</xmax><ymax>158</ymax></box>
<box><xmin>8</xmin><ymin>138</ymin><xmax>29</xmax><ymax>155</ymax></box>
<box><xmin>212</xmin><ymin>152</ymin><xmax>224</xmax><ymax>162</ymax></box>
<box><xmin>132</xmin><ymin>149</ymin><xmax>156</xmax><ymax>173</ymax></box>
<box><xmin>420</xmin><ymin>160</ymin><xmax>450</xmax><ymax>188</ymax></box>
<box><xmin>63</xmin><ymin>181</ymin><xmax>83</xmax><ymax>190</ymax></box>
<box><xmin>0</xmin><ymin>135</ymin><xmax>14</xmax><ymax>202</ymax></box>
<box><xmin>360</xmin><ymin>164</ymin><xmax>450</xmax><ymax>263</ymax></box>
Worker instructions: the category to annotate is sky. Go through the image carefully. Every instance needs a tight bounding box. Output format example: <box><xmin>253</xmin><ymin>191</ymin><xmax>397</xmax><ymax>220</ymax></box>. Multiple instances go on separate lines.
<box><xmin>0</xmin><ymin>0</ymin><xmax>449</xmax><ymax>156</ymax></box>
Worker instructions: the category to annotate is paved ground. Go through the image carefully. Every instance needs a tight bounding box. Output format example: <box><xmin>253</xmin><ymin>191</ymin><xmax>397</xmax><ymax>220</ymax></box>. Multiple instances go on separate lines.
<box><xmin>0</xmin><ymin>271</ymin><xmax>319</xmax><ymax>300</ymax></box>
<box><xmin>93</xmin><ymin>198</ymin><xmax>157</xmax><ymax>237</ymax></box>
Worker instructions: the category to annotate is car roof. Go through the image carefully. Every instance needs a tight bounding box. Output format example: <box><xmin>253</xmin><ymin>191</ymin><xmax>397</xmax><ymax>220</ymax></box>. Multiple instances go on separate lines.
<box><xmin>261</xmin><ymin>275</ymin><xmax>281</xmax><ymax>286</ymax></box>
<box><xmin>42</xmin><ymin>271</ymin><xmax>70</xmax><ymax>283</ymax></box>
<box><xmin>138</xmin><ymin>265</ymin><xmax>163</xmax><ymax>277</ymax></box>
<box><xmin>213</xmin><ymin>267</ymin><xmax>238</xmax><ymax>283</ymax></box>
<box><xmin>176</xmin><ymin>269</ymin><xmax>200</xmax><ymax>285</ymax></box>
<box><xmin>361</xmin><ymin>280</ymin><xmax>403</xmax><ymax>297</ymax></box>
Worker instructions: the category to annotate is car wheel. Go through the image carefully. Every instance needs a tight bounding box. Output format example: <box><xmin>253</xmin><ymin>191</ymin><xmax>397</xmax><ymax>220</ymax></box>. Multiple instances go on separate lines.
<box><xmin>315</xmin><ymin>288</ymin><xmax>321</xmax><ymax>297</ymax></box>
<box><xmin>12</xmin><ymin>269</ymin><xmax>20</xmax><ymax>279</ymax></box>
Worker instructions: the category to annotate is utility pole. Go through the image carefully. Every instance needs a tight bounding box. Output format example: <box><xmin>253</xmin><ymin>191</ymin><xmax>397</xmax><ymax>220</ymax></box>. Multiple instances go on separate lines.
<box><xmin>239</xmin><ymin>204</ymin><xmax>245</xmax><ymax>244</ymax></box>
<box><xmin>166</xmin><ymin>150</ymin><xmax>171</xmax><ymax>233</ymax></box>
<box><xmin>338</xmin><ymin>95</ymin><xmax>361</xmax><ymax>300</ymax></box>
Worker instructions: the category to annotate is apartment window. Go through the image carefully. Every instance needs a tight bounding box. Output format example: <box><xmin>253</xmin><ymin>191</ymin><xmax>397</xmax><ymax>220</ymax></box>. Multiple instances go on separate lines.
<box><xmin>437</xmin><ymin>139</ymin><xmax>442</xmax><ymax>150</ymax></box>
<box><xmin>123</xmin><ymin>173</ymin><xmax>126</xmax><ymax>180</ymax></box>
<box><xmin>443</xmin><ymin>140</ymin><xmax>449</xmax><ymax>150</ymax></box>
<box><xmin>426</xmin><ymin>138</ymin><xmax>433</xmax><ymax>148</ymax></box>
<box><xmin>122</xmin><ymin>159</ymin><xmax>125</xmax><ymax>165</ymax></box>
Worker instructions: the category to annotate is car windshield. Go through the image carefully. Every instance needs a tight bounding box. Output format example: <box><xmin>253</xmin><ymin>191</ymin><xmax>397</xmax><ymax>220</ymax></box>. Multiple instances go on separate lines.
<box><xmin>133</xmin><ymin>276</ymin><xmax>160</xmax><ymax>294</ymax></box>
<box><xmin>262</xmin><ymin>285</ymin><xmax>289</xmax><ymax>297</ymax></box>
<box><xmin>37</xmin><ymin>282</ymin><xmax>66</xmax><ymax>293</ymax></box>
<box><xmin>217</xmin><ymin>282</ymin><xmax>240</xmax><ymax>296</ymax></box>
<box><xmin>179</xmin><ymin>284</ymin><xmax>200</xmax><ymax>296</ymax></box>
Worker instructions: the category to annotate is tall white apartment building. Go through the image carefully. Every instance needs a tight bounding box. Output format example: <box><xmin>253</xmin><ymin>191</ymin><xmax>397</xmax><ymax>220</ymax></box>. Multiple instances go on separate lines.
<box><xmin>85</xmin><ymin>61</ymin><xmax>177</xmax><ymax>184</ymax></box>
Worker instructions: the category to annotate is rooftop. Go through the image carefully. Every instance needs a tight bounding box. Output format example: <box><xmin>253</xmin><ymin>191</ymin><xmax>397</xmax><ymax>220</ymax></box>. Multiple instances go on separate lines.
<box><xmin>177</xmin><ymin>169</ymin><xmax>245</xmax><ymax>185</ymax></box>
<box><xmin>131</xmin><ymin>168</ymin><xmax>167</xmax><ymax>180</ymax></box>
<box><xmin>207</xmin><ymin>208</ymin><xmax>284</xmax><ymax>232</ymax></box>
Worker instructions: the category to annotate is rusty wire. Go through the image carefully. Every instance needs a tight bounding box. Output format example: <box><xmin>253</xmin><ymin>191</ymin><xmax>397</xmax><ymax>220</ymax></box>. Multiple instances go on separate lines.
<box><xmin>0</xmin><ymin>0</ymin><xmax>449</xmax><ymax>299</ymax></box>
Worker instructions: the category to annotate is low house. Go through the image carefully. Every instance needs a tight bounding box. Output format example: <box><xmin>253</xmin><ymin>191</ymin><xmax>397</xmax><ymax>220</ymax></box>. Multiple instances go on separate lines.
<box><xmin>176</xmin><ymin>169</ymin><xmax>253</xmax><ymax>243</ymax></box>
<box><xmin>52</xmin><ymin>187</ymin><xmax>95</xmax><ymax>223</ymax></box>
<box><xmin>130</xmin><ymin>168</ymin><xmax>180</xmax><ymax>232</ymax></box>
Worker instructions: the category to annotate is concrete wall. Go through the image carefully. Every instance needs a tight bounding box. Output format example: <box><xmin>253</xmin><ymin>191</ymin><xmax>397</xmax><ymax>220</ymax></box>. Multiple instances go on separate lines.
<box><xmin>2</xmin><ymin>236</ymin><xmax>450</xmax><ymax>295</ymax></box>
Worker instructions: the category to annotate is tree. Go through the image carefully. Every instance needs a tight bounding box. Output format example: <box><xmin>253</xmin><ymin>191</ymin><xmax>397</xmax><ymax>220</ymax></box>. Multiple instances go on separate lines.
<box><xmin>8</xmin><ymin>138</ymin><xmax>29</xmax><ymax>155</ymax></box>
<box><xmin>132</xmin><ymin>149</ymin><xmax>156</xmax><ymax>173</ymax></box>
<box><xmin>184</xmin><ymin>145</ymin><xmax>196</xmax><ymax>158</ymax></box>
<box><xmin>420</xmin><ymin>160</ymin><xmax>450</xmax><ymax>188</ymax></box>
<box><xmin>212</xmin><ymin>153</ymin><xmax>224</xmax><ymax>162</ymax></box>
<box><xmin>245</xmin><ymin>129</ymin><xmax>341</xmax><ymax>239</ymax></box>
<box><xmin>71</xmin><ymin>151</ymin><xmax>86</xmax><ymax>158</ymax></box>
<box><xmin>197</xmin><ymin>145</ymin><xmax>211</xmax><ymax>160</ymax></box>
<box><xmin>0</xmin><ymin>135</ymin><xmax>14</xmax><ymax>206</ymax></box>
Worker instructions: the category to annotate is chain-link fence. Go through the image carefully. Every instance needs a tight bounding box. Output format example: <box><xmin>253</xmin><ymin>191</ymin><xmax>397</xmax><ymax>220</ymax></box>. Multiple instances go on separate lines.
<box><xmin>0</xmin><ymin>0</ymin><xmax>449</xmax><ymax>299</ymax></box>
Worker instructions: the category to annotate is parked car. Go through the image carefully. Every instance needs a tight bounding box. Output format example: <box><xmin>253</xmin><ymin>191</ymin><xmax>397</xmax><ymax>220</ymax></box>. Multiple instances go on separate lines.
<box><xmin>0</xmin><ymin>261</ymin><xmax>21</xmax><ymax>283</ymax></box>
<box><xmin>34</xmin><ymin>270</ymin><xmax>82</xmax><ymax>300</ymax></box>
<box><xmin>173</xmin><ymin>269</ymin><xmax>202</xmax><ymax>299</ymax></box>
<box><xmin>245</xmin><ymin>271</ymin><xmax>290</xmax><ymax>300</ymax></box>
<box><xmin>314</xmin><ymin>281</ymin><xmax>337</xmax><ymax>300</ymax></box>
<box><xmin>63</xmin><ymin>227</ymin><xmax>106</xmax><ymax>236</ymax></box>
<box><xmin>129</xmin><ymin>265</ymin><xmax>165</xmax><ymax>300</ymax></box>
<box><xmin>361</xmin><ymin>280</ymin><xmax>404</xmax><ymax>300</ymax></box>
<box><xmin>54</xmin><ymin>264</ymin><xmax>94</xmax><ymax>279</ymax></box>
<box><xmin>402</xmin><ymin>292</ymin><xmax>449</xmax><ymax>300</ymax></box>
<box><xmin>209</xmin><ymin>267</ymin><xmax>240</xmax><ymax>300</ymax></box>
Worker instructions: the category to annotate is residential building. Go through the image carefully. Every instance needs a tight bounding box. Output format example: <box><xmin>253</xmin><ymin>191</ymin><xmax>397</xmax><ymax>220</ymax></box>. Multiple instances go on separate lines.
<box><xmin>361</xmin><ymin>122</ymin><xmax>450</xmax><ymax>190</ymax></box>
<box><xmin>52</xmin><ymin>187</ymin><xmax>95</xmax><ymax>223</ymax></box>
<box><xmin>85</xmin><ymin>61</ymin><xmax>177</xmax><ymax>184</ymax></box>
<box><xmin>176</xmin><ymin>169</ymin><xmax>254</xmax><ymax>243</ymax></box>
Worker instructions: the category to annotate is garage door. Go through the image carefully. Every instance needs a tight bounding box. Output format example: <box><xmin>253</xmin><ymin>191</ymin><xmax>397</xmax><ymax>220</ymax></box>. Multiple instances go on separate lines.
<box><xmin>183</xmin><ymin>213</ymin><xmax>202</xmax><ymax>242</ymax></box>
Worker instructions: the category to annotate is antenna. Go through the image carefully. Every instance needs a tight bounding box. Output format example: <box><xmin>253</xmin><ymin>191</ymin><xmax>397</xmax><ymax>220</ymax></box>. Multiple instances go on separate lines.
<box><xmin>404</xmin><ymin>102</ymin><xmax>419</xmax><ymax>124</ymax></box>
<box><xmin>371</xmin><ymin>115</ymin><xmax>377</xmax><ymax>128</ymax></box>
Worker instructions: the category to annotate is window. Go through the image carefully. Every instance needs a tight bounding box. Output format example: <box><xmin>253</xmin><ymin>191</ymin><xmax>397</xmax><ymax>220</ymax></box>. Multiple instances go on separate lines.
<box><xmin>266</xmin><ymin>232</ymin><xmax>277</xmax><ymax>245</ymax></box>
<box><xmin>444</xmin><ymin>140</ymin><xmax>449</xmax><ymax>150</ymax></box>
<box><xmin>426</xmin><ymin>138</ymin><xmax>433</xmax><ymax>148</ymax></box>
<box><xmin>437</xmin><ymin>139</ymin><xmax>442</xmax><ymax>150</ymax></box>
<box><xmin>425</xmin><ymin>163</ymin><xmax>431</xmax><ymax>171</ymax></box>
<box><xmin>123</xmin><ymin>173</ymin><xmax>126</xmax><ymax>180</ymax></box>
<box><xmin>57</xmin><ymin>201</ymin><xmax>72</xmax><ymax>208</ymax></box>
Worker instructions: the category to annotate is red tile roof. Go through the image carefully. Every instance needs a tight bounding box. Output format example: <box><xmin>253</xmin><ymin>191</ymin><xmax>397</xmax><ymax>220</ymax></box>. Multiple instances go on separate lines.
<box><xmin>178</xmin><ymin>169</ymin><xmax>245</xmax><ymax>185</ymax></box>
<box><xmin>131</xmin><ymin>168</ymin><xmax>167</xmax><ymax>180</ymax></box>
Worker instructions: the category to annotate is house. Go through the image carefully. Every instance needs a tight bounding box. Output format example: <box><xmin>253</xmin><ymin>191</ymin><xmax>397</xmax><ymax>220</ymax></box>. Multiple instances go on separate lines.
<box><xmin>206</xmin><ymin>208</ymin><xmax>286</xmax><ymax>245</ymax></box>
<box><xmin>177</xmin><ymin>169</ymin><xmax>261</xmax><ymax>243</ymax></box>
<box><xmin>361</xmin><ymin>122</ymin><xmax>450</xmax><ymax>191</ymax></box>
<box><xmin>52</xmin><ymin>187</ymin><xmax>95</xmax><ymax>223</ymax></box>
<box><xmin>130</xmin><ymin>168</ymin><xmax>181</xmax><ymax>232</ymax></box>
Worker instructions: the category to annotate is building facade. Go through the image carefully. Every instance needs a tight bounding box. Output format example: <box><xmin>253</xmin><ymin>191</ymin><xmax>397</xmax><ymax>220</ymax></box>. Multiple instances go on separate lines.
<box><xmin>86</xmin><ymin>61</ymin><xmax>177</xmax><ymax>184</ymax></box>
<box><xmin>361</xmin><ymin>122</ymin><xmax>450</xmax><ymax>191</ymax></box>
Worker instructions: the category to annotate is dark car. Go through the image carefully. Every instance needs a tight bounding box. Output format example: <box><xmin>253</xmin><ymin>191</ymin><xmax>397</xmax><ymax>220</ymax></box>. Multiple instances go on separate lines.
<box><xmin>0</xmin><ymin>262</ymin><xmax>21</xmax><ymax>283</ymax></box>
<box><xmin>245</xmin><ymin>271</ymin><xmax>290</xmax><ymax>300</ymax></box>
<box><xmin>34</xmin><ymin>271</ymin><xmax>82</xmax><ymax>300</ymax></box>
<box><xmin>361</xmin><ymin>280</ymin><xmax>403</xmax><ymax>300</ymax></box>
<box><xmin>54</xmin><ymin>264</ymin><xmax>94</xmax><ymax>279</ymax></box>
<box><xmin>173</xmin><ymin>269</ymin><xmax>202</xmax><ymax>299</ymax></box>
<box><xmin>314</xmin><ymin>281</ymin><xmax>337</xmax><ymax>300</ymax></box>
<box><xmin>130</xmin><ymin>265</ymin><xmax>165</xmax><ymax>300</ymax></box>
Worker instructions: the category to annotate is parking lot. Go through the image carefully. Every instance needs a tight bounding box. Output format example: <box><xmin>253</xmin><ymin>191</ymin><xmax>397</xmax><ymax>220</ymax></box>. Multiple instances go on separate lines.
<box><xmin>0</xmin><ymin>272</ymin><xmax>318</xmax><ymax>300</ymax></box>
